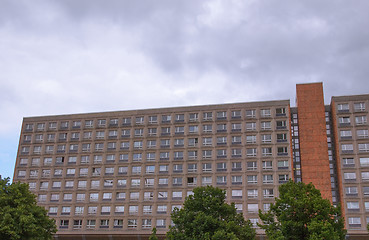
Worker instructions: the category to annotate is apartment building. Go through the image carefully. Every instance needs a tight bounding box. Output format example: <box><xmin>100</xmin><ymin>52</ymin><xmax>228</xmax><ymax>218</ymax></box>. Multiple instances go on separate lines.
<box><xmin>12</xmin><ymin>83</ymin><xmax>369</xmax><ymax>239</ymax></box>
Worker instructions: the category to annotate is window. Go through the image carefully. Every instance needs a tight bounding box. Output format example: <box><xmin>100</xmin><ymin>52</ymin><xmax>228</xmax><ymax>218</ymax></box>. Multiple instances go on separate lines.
<box><xmin>277</xmin><ymin>133</ymin><xmax>287</xmax><ymax>142</ymax></box>
<box><xmin>278</xmin><ymin>160</ymin><xmax>289</xmax><ymax>169</ymax></box>
<box><xmin>279</xmin><ymin>174</ymin><xmax>289</xmax><ymax>183</ymax></box>
<box><xmin>121</xmin><ymin>129</ymin><xmax>130</xmax><ymax>137</ymax></box>
<box><xmin>122</xmin><ymin>117</ymin><xmax>131</xmax><ymax>125</ymax></box>
<box><xmin>216</xmin><ymin>162</ymin><xmax>227</xmax><ymax>172</ymax></box>
<box><xmin>276</xmin><ymin>107</ymin><xmax>286</xmax><ymax>116</ymax></box>
<box><xmin>142</xmin><ymin>219</ymin><xmax>152</xmax><ymax>228</ymax></box>
<box><xmin>232</xmin><ymin>190</ymin><xmax>243</xmax><ymax>198</ymax></box>
<box><xmin>262</xmin><ymin>161</ymin><xmax>273</xmax><ymax>170</ymax></box>
<box><xmin>362</xmin><ymin>172</ymin><xmax>369</xmax><ymax>181</ymax></box>
<box><xmin>175</xmin><ymin>114</ymin><xmax>185</xmax><ymax>122</ymax></box>
<box><xmin>217</xmin><ymin>136</ymin><xmax>227</xmax><ymax>145</ymax></box>
<box><xmin>247</xmin><ymin>203</ymin><xmax>258</xmax><ymax>213</ymax></box>
<box><xmin>49</xmin><ymin>206</ymin><xmax>58</xmax><ymax>215</ymax></box>
<box><xmin>144</xmin><ymin>192</ymin><xmax>154</xmax><ymax>201</ymax></box>
<box><xmin>232</xmin><ymin>175</ymin><xmax>242</xmax><ymax>185</ymax></box>
<box><xmin>131</xmin><ymin>179</ymin><xmax>141</xmax><ymax>187</ymax></box>
<box><xmin>217</xmin><ymin>149</ymin><xmax>227</xmax><ymax>158</ymax></box>
<box><xmin>263</xmin><ymin>175</ymin><xmax>273</xmax><ymax>184</ymax></box>
<box><xmin>118</xmin><ymin>167</ymin><xmax>128</xmax><ymax>175</ymax></box>
<box><xmin>146</xmin><ymin>152</ymin><xmax>156</xmax><ymax>161</ymax></box>
<box><xmin>160</xmin><ymin>152</ymin><xmax>170</xmax><ymax>160</ymax></box>
<box><xmin>48</xmin><ymin>122</ymin><xmax>57</xmax><ymax>129</ymax></box>
<box><xmin>263</xmin><ymin>189</ymin><xmax>274</xmax><ymax>198</ymax></box>
<box><xmin>60</xmin><ymin>220</ymin><xmax>69</xmax><ymax>228</ymax></box>
<box><xmin>173</xmin><ymin>164</ymin><xmax>183</xmax><ymax>173</ymax></box>
<box><xmin>341</xmin><ymin>144</ymin><xmax>354</xmax><ymax>153</ymax></box>
<box><xmin>202</xmin><ymin>176</ymin><xmax>212</xmax><ymax>186</ymax></box>
<box><xmin>247</xmin><ymin>175</ymin><xmax>257</xmax><ymax>184</ymax></box>
<box><xmin>232</xmin><ymin>136</ymin><xmax>242</xmax><ymax>144</ymax></box>
<box><xmin>340</xmin><ymin>130</ymin><xmax>352</xmax><ymax>138</ymax></box>
<box><xmin>175</xmin><ymin>126</ymin><xmax>185</xmax><ymax>135</ymax></box>
<box><xmin>261</xmin><ymin>121</ymin><xmax>271</xmax><ymax>130</ymax></box>
<box><xmin>247</xmin><ymin>161</ymin><xmax>257</xmax><ymax>170</ymax></box>
<box><xmin>356</xmin><ymin>116</ymin><xmax>367</xmax><ymax>125</ymax></box>
<box><xmin>342</xmin><ymin>158</ymin><xmax>354</xmax><ymax>167</ymax></box>
<box><xmin>232</xmin><ymin>162</ymin><xmax>242</xmax><ymax>171</ymax></box>
<box><xmin>217</xmin><ymin>111</ymin><xmax>227</xmax><ymax>119</ymax></box>
<box><xmin>157</xmin><ymin>205</ymin><xmax>167</xmax><ymax>214</ymax></box>
<box><xmin>61</xmin><ymin>206</ymin><xmax>71</xmax><ymax>215</ymax></box>
<box><xmin>132</xmin><ymin>166</ymin><xmax>141</xmax><ymax>174</ymax></box>
<box><xmin>135</xmin><ymin>128</ymin><xmax>144</xmax><ymax>137</ymax></box>
<box><xmin>40</xmin><ymin>181</ymin><xmax>49</xmax><ymax>189</ymax></box>
<box><xmin>129</xmin><ymin>205</ymin><xmax>139</xmax><ymax>215</ymax></box>
<box><xmin>246</xmin><ymin>109</ymin><xmax>256</xmax><ymax>118</ymax></box>
<box><xmin>345</xmin><ymin>186</ymin><xmax>358</xmax><ymax>196</ymax></box>
<box><xmin>203</xmin><ymin>112</ymin><xmax>213</xmax><ymax>120</ymax></box>
<box><xmin>357</xmin><ymin>129</ymin><xmax>369</xmax><ymax>138</ymax></box>
<box><xmin>158</xmin><ymin>178</ymin><xmax>168</xmax><ymax>186</ymax></box>
<box><xmin>143</xmin><ymin>205</ymin><xmax>153</xmax><ymax>214</ymax></box>
<box><xmin>231</xmin><ymin>123</ymin><xmax>242</xmax><ymax>131</ymax></box>
<box><xmin>156</xmin><ymin>219</ymin><xmax>166</xmax><ymax>228</ymax></box>
<box><xmin>117</xmin><ymin>179</ymin><xmax>127</xmax><ymax>187</ymax></box>
<box><xmin>277</xmin><ymin>147</ymin><xmax>288</xmax><ymax>155</ymax></box>
<box><xmin>174</xmin><ymin>151</ymin><xmax>183</xmax><ymax>160</ymax></box>
<box><xmin>203</xmin><ymin>138</ymin><xmax>212</xmax><ymax>147</ymax></box>
<box><xmin>161</xmin><ymin>127</ymin><xmax>170</xmax><ymax>135</ymax></box>
<box><xmin>339</xmin><ymin>117</ymin><xmax>351</xmax><ymax>125</ymax></box>
<box><xmin>145</xmin><ymin>178</ymin><xmax>154</xmax><ymax>187</ymax></box>
<box><xmin>160</xmin><ymin>139</ymin><xmax>170</xmax><ymax>147</ymax></box>
<box><xmin>187</xmin><ymin>177</ymin><xmax>197</xmax><ymax>186</ymax></box>
<box><xmin>188</xmin><ymin>151</ymin><xmax>197</xmax><ymax>160</ymax></box>
<box><xmin>135</xmin><ymin>116</ymin><xmax>144</xmax><ymax>125</ymax></box>
<box><xmin>158</xmin><ymin>191</ymin><xmax>168</xmax><ymax>199</ymax></box>
<box><xmin>354</xmin><ymin>102</ymin><xmax>366</xmax><ymax>112</ymax></box>
<box><xmin>348</xmin><ymin>217</ymin><xmax>361</xmax><ymax>227</ymax></box>
<box><xmin>246</xmin><ymin>135</ymin><xmax>256</xmax><ymax>143</ymax></box>
<box><xmin>97</xmin><ymin>119</ymin><xmax>106</xmax><ymax>127</ymax></box>
<box><xmin>189</xmin><ymin>125</ymin><xmax>198</xmax><ymax>133</ymax></box>
<box><xmin>260</xmin><ymin>109</ymin><xmax>271</xmax><ymax>117</ymax></box>
<box><xmin>217</xmin><ymin>124</ymin><xmax>227</xmax><ymax>132</ymax></box>
<box><xmin>159</xmin><ymin>165</ymin><xmax>168</xmax><ymax>173</ymax></box>
<box><xmin>216</xmin><ymin>176</ymin><xmax>227</xmax><ymax>185</ymax></box>
<box><xmin>246</xmin><ymin>148</ymin><xmax>257</xmax><ymax>157</ymax></box>
<box><xmin>263</xmin><ymin>203</ymin><xmax>271</xmax><ymax>211</ymax></box>
<box><xmin>202</xmin><ymin>163</ymin><xmax>212</xmax><ymax>172</ymax></box>
<box><xmin>68</xmin><ymin>156</ymin><xmax>77</xmax><ymax>164</ymax></box>
<box><xmin>133</xmin><ymin>153</ymin><xmax>142</xmax><ymax>162</ymax></box>
<box><xmin>203</xmin><ymin>124</ymin><xmax>212</xmax><ymax>133</ymax></box>
<box><xmin>359</xmin><ymin>143</ymin><xmax>369</xmax><ymax>152</ymax></box>
<box><xmin>338</xmin><ymin>103</ymin><xmax>349</xmax><ymax>112</ymax></box>
<box><xmin>75</xmin><ymin>206</ymin><xmax>84</xmax><ymax>215</ymax></box>
<box><xmin>85</xmin><ymin>120</ymin><xmax>94</xmax><ymax>128</ymax></box>
<box><xmin>247</xmin><ymin>189</ymin><xmax>258</xmax><ymax>198</ymax></box>
<box><xmin>174</xmin><ymin>138</ymin><xmax>184</xmax><ymax>147</ymax></box>
<box><xmin>100</xmin><ymin>219</ymin><xmax>110</xmax><ymax>228</ymax></box>
<box><xmin>149</xmin><ymin>115</ymin><xmax>157</xmax><ymax>123</ymax></box>
<box><xmin>18</xmin><ymin>170</ymin><xmax>26</xmax><ymax>177</ymax></box>
<box><xmin>262</xmin><ymin>148</ymin><xmax>272</xmax><ymax>156</ymax></box>
<box><xmin>50</xmin><ymin>194</ymin><xmax>60</xmax><ymax>201</ymax></box>
<box><xmin>172</xmin><ymin>191</ymin><xmax>183</xmax><ymax>200</ymax></box>
<box><xmin>116</xmin><ymin>192</ymin><xmax>126</xmax><ymax>201</ymax></box>
<box><xmin>360</xmin><ymin>158</ymin><xmax>369</xmax><ymax>167</ymax></box>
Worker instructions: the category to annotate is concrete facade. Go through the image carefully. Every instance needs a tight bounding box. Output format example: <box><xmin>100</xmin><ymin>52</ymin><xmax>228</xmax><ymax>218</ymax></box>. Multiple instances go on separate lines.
<box><xmin>12</xmin><ymin>83</ymin><xmax>369</xmax><ymax>239</ymax></box>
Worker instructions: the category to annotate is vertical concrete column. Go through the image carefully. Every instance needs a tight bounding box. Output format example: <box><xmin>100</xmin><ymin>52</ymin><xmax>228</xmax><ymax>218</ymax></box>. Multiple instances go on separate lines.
<box><xmin>296</xmin><ymin>83</ymin><xmax>332</xmax><ymax>201</ymax></box>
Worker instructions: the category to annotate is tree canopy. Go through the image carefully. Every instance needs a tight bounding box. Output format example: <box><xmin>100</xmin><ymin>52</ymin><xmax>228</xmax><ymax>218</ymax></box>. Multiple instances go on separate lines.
<box><xmin>258</xmin><ymin>180</ymin><xmax>346</xmax><ymax>240</ymax></box>
<box><xmin>0</xmin><ymin>178</ymin><xmax>57</xmax><ymax>240</ymax></box>
<box><xmin>166</xmin><ymin>186</ymin><xmax>256</xmax><ymax>240</ymax></box>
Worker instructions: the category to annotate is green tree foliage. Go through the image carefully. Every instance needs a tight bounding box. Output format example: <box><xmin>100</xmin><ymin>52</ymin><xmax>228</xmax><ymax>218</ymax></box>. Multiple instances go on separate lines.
<box><xmin>0</xmin><ymin>178</ymin><xmax>57</xmax><ymax>240</ymax></box>
<box><xmin>258</xmin><ymin>180</ymin><xmax>346</xmax><ymax>240</ymax></box>
<box><xmin>149</xmin><ymin>227</ymin><xmax>159</xmax><ymax>240</ymax></box>
<box><xmin>166</xmin><ymin>186</ymin><xmax>256</xmax><ymax>240</ymax></box>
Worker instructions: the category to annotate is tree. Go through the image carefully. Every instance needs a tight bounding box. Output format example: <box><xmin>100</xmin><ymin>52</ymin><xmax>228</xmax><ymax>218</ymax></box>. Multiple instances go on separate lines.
<box><xmin>258</xmin><ymin>180</ymin><xmax>346</xmax><ymax>240</ymax></box>
<box><xmin>0</xmin><ymin>178</ymin><xmax>57</xmax><ymax>240</ymax></box>
<box><xmin>149</xmin><ymin>227</ymin><xmax>159</xmax><ymax>240</ymax></box>
<box><xmin>166</xmin><ymin>186</ymin><xmax>256</xmax><ymax>240</ymax></box>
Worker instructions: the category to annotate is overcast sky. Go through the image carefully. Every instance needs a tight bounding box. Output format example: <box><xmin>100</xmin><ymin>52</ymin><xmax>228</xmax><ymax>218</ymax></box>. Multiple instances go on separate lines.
<box><xmin>1</xmin><ymin>0</ymin><xmax>369</xmax><ymax>179</ymax></box>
